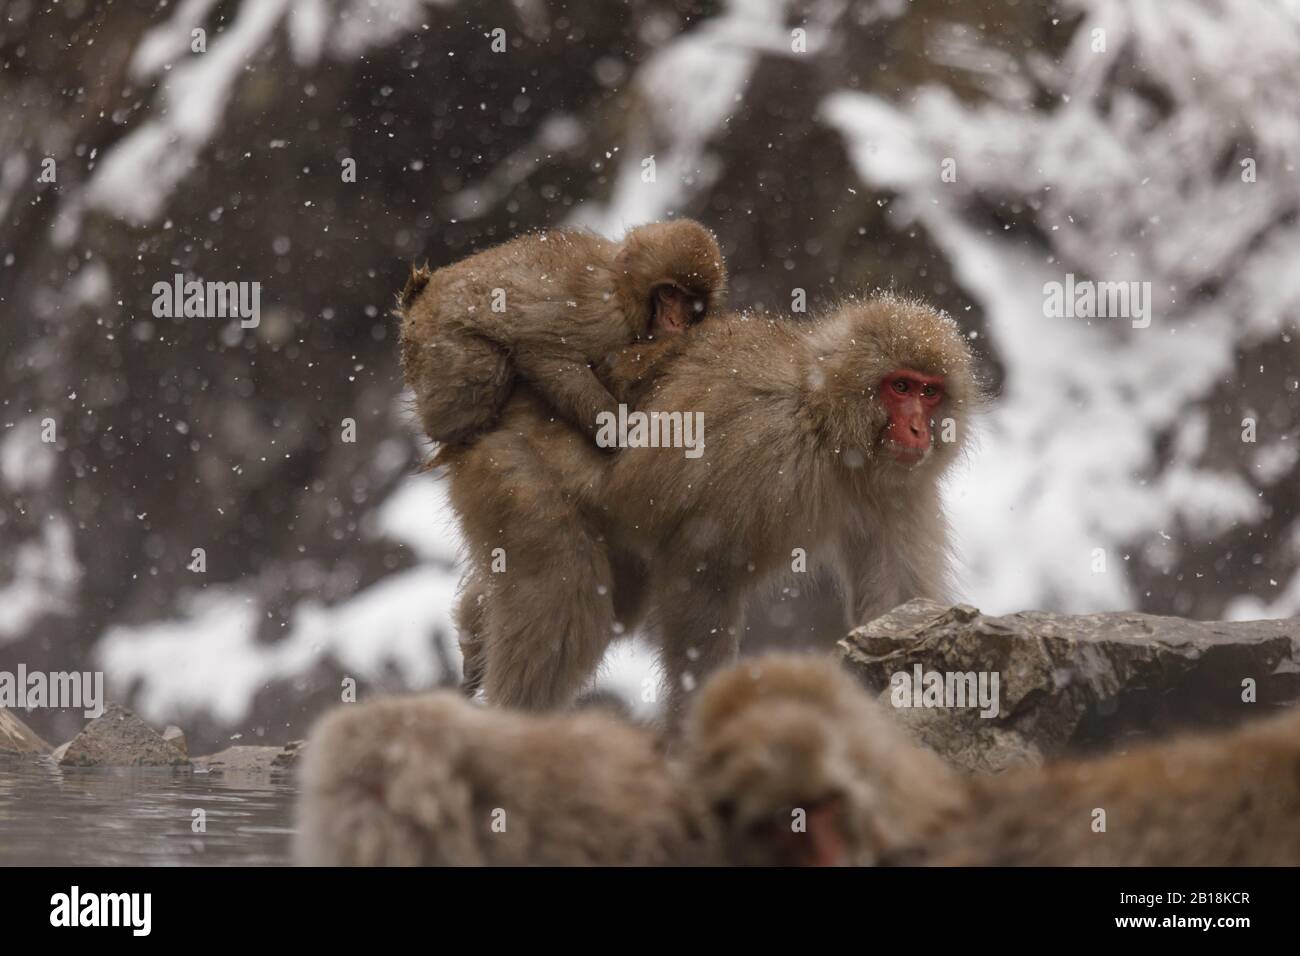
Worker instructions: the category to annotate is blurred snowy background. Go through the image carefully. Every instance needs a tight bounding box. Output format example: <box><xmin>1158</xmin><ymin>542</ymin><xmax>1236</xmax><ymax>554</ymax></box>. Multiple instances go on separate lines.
<box><xmin>1</xmin><ymin>0</ymin><xmax>1297</xmax><ymax>748</ymax></box>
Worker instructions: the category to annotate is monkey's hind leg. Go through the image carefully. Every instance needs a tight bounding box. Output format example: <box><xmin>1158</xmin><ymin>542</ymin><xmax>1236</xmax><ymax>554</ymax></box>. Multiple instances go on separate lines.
<box><xmin>655</xmin><ymin>575</ymin><xmax>744</xmax><ymax>729</ymax></box>
<box><xmin>404</xmin><ymin>329</ymin><xmax>513</xmax><ymax>445</ymax></box>
<box><xmin>480</xmin><ymin>511</ymin><xmax>619</xmax><ymax>711</ymax></box>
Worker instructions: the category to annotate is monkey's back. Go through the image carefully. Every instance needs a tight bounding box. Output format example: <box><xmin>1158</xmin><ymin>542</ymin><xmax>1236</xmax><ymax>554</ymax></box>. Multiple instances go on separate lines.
<box><xmin>398</xmin><ymin>229</ymin><xmax>635</xmax><ymax>445</ymax></box>
<box><xmin>295</xmin><ymin>691</ymin><xmax>715</xmax><ymax>866</ymax></box>
<box><xmin>404</xmin><ymin>229</ymin><xmax>629</xmax><ymax>351</ymax></box>
<box><xmin>597</xmin><ymin>312</ymin><xmax>854</xmax><ymax>576</ymax></box>
<box><xmin>931</xmin><ymin>707</ymin><xmax>1300</xmax><ymax>866</ymax></box>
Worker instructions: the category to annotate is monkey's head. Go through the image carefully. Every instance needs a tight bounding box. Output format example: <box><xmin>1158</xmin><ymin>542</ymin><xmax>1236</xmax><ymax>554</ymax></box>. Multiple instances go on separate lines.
<box><xmin>684</xmin><ymin>653</ymin><xmax>966</xmax><ymax>866</ymax></box>
<box><xmin>613</xmin><ymin>219</ymin><xmax>728</xmax><ymax>340</ymax></box>
<box><xmin>804</xmin><ymin>295</ymin><xmax>979</xmax><ymax>478</ymax></box>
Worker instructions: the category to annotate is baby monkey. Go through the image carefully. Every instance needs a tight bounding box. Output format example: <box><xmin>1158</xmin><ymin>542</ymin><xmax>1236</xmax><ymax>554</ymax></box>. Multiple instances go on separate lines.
<box><xmin>398</xmin><ymin>220</ymin><xmax>726</xmax><ymax>446</ymax></box>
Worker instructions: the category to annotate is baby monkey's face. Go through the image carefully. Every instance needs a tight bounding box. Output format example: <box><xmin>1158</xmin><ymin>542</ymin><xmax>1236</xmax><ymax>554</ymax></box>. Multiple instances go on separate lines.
<box><xmin>648</xmin><ymin>283</ymin><xmax>709</xmax><ymax>337</ymax></box>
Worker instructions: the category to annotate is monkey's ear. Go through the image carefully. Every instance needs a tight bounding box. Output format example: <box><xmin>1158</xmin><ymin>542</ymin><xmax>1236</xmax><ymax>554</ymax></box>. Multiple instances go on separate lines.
<box><xmin>614</xmin><ymin>220</ymin><xmax>727</xmax><ymax>334</ymax></box>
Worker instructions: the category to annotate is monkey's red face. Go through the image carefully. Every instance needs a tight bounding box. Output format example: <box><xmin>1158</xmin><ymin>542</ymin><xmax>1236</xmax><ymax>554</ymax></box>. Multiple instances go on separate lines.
<box><xmin>879</xmin><ymin>369</ymin><xmax>945</xmax><ymax>464</ymax></box>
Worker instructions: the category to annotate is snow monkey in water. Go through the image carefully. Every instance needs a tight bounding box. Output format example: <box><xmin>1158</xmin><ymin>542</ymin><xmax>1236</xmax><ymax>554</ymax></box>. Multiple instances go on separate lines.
<box><xmin>397</xmin><ymin>219</ymin><xmax>727</xmax><ymax>447</ymax></box>
<box><xmin>443</xmin><ymin>294</ymin><xmax>980</xmax><ymax>720</ymax></box>
<box><xmin>296</xmin><ymin>653</ymin><xmax>1300</xmax><ymax>866</ymax></box>
<box><xmin>693</xmin><ymin>657</ymin><xmax>1300</xmax><ymax>866</ymax></box>
<box><xmin>294</xmin><ymin>652</ymin><xmax>903</xmax><ymax>866</ymax></box>
<box><xmin>705</xmin><ymin>663</ymin><xmax>1300</xmax><ymax>867</ymax></box>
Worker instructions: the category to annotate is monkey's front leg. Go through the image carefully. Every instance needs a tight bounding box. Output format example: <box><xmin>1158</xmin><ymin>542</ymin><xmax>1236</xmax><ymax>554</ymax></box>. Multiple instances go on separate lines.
<box><xmin>835</xmin><ymin>520</ymin><xmax>950</xmax><ymax>628</ymax></box>
<box><xmin>656</xmin><ymin>575</ymin><xmax>745</xmax><ymax>728</ymax></box>
<box><xmin>454</xmin><ymin>564</ymin><xmax>489</xmax><ymax>697</ymax></box>
<box><xmin>512</xmin><ymin>351</ymin><xmax>621</xmax><ymax>447</ymax></box>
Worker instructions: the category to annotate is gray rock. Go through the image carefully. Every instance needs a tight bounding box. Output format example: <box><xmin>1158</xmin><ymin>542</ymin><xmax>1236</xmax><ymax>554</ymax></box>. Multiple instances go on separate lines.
<box><xmin>194</xmin><ymin>741</ymin><xmax>304</xmax><ymax>774</ymax></box>
<box><xmin>163</xmin><ymin>725</ymin><xmax>188</xmax><ymax>756</ymax></box>
<box><xmin>840</xmin><ymin>599</ymin><xmax>1300</xmax><ymax>773</ymax></box>
<box><xmin>58</xmin><ymin>703</ymin><xmax>192</xmax><ymax>767</ymax></box>
<box><xmin>272</xmin><ymin>740</ymin><xmax>305</xmax><ymax>769</ymax></box>
<box><xmin>0</xmin><ymin>708</ymin><xmax>50</xmax><ymax>755</ymax></box>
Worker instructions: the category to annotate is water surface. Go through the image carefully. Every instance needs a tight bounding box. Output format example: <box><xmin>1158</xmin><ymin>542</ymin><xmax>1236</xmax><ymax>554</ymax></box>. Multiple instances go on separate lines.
<box><xmin>0</xmin><ymin>756</ymin><xmax>296</xmax><ymax>866</ymax></box>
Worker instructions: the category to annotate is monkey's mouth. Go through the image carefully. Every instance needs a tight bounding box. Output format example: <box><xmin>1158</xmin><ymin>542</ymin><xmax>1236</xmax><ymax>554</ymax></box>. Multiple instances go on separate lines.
<box><xmin>650</xmin><ymin>301</ymin><xmax>696</xmax><ymax>337</ymax></box>
<box><xmin>648</xmin><ymin>291</ymin><xmax>706</xmax><ymax>338</ymax></box>
<box><xmin>657</xmin><ymin>309</ymin><xmax>690</xmax><ymax>334</ymax></box>
<box><xmin>885</xmin><ymin>441</ymin><xmax>929</xmax><ymax>465</ymax></box>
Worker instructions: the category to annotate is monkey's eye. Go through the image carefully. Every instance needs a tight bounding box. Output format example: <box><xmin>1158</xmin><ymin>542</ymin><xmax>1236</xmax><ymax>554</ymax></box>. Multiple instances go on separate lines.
<box><xmin>713</xmin><ymin>799</ymin><xmax>738</xmax><ymax>825</ymax></box>
<box><xmin>891</xmin><ymin>380</ymin><xmax>909</xmax><ymax>394</ymax></box>
<box><xmin>920</xmin><ymin>384</ymin><xmax>938</xmax><ymax>398</ymax></box>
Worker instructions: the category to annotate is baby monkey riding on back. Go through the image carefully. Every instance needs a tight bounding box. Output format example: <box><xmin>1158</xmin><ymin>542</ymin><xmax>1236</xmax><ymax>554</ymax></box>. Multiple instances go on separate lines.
<box><xmin>398</xmin><ymin>220</ymin><xmax>726</xmax><ymax>446</ymax></box>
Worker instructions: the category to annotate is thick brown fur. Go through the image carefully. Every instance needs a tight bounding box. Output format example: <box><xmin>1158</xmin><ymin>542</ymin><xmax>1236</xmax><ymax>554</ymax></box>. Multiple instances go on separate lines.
<box><xmin>293</xmin><ymin>690</ymin><xmax>716</xmax><ymax>866</ymax></box>
<box><xmin>684</xmin><ymin>653</ymin><xmax>965</xmax><ymax>865</ymax></box>
<box><xmin>295</xmin><ymin>652</ymin><xmax>1300</xmax><ymax>866</ymax></box>
<box><xmin>441</xmin><ymin>295</ymin><xmax>979</xmax><ymax>718</ymax></box>
<box><xmin>693</xmin><ymin>657</ymin><xmax>1300</xmax><ymax>866</ymax></box>
<box><xmin>921</xmin><ymin>705</ymin><xmax>1300</xmax><ymax>866</ymax></box>
<box><xmin>293</xmin><ymin>652</ymin><xmax>911</xmax><ymax>866</ymax></box>
<box><xmin>397</xmin><ymin>220</ymin><xmax>725</xmax><ymax>446</ymax></box>
<box><xmin>695</xmin><ymin>655</ymin><xmax>1300</xmax><ymax>866</ymax></box>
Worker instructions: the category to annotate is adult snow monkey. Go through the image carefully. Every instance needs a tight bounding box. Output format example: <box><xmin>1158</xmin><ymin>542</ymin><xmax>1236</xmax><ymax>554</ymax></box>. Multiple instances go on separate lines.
<box><xmin>445</xmin><ymin>294</ymin><xmax>979</xmax><ymax>720</ymax></box>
